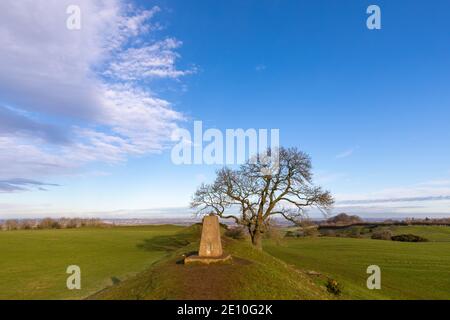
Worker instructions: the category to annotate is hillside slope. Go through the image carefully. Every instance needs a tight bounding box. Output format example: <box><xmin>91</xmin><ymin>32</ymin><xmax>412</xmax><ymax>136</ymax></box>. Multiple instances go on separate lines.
<box><xmin>265</xmin><ymin>236</ymin><xmax>450</xmax><ymax>300</ymax></box>
<box><xmin>90</xmin><ymin>226</ymin><xmax>330</xmax><ymax>300</ymax></box>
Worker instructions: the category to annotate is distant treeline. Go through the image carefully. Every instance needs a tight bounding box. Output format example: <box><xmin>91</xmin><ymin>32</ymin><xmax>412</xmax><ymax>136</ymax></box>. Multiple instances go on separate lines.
<box><xmin>0</xmin><ymin>218</ymin><xmax>107</xmax><ymax>231</ymax></box>
<box><xmin>319</xmin><ymin>215</ymin><xmax>450</xmax><ymax>230</ymax></box>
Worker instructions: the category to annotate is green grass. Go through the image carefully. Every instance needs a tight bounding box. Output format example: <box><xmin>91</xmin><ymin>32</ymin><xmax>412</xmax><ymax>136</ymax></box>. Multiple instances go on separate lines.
<box><xmin>92</xmin><ymin>226</ymin><xmax>330</xmax><ymax>300</ymax></box>
<box><xmin>389</xmin><ymin>225</ymin><xmax>450</xmax><ymax>242</ymax></box>
<box><xmin>2</xmin><ymin>224</ymin><xmax>450</xmax><ymax>300</ymax></box>
<box><xmin>225</xmin><ymin>238</ymin><xmax>329</xmax><ymax>300</ymax></box>
<box><xmin>318</xmin><ymin>224</ymin><xmax>450</xmax><ymax>242</ymax></box>
<box><xmin>0</xmin><ymin>225</ymin><xmax>184</xmax><ymax>299</ymax></box>
<box><xmin>264</xmin><ymin>236</ymin><xmax>450</xmax><ymax>300</ymax></box>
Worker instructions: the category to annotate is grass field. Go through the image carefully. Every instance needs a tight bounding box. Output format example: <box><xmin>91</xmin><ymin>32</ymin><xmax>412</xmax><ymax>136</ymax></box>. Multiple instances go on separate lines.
<box><xmin>1</xmin><ymin>224</ymin><xmax>450</xmax><ymax>300</ymax></box>
<box><xmin>265</xmin><ymin>236</ymin><xmax>450</xmax><ymax>299</ymax></box>
<box><xmin>390</xmin><ymin>225</ymin><xmax>450</xmax><ymax>242</ymax></box>
<box><xmin>0</xmin><ymin>225</ymin><xmax>183</xmax><ymax>299</ymax></box>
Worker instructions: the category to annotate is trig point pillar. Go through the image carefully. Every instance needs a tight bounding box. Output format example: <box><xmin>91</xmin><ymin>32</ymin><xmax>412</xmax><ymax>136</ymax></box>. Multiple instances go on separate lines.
<box><xmin>199</xmin><ymin>215</ymin><xmax>223</xmax><ymax>257</ymax></box>
<box><xmin>184</xmin><ymin>214</ymin><xmax>232</xmax><ymax>265</ymax></box>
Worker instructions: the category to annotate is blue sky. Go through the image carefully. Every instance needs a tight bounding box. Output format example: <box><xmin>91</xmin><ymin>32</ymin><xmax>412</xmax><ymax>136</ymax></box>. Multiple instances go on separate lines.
<box><xmin>1</xmin><ymin>0</ymin><xmax>450</xmax><ymax>218</ymax></box>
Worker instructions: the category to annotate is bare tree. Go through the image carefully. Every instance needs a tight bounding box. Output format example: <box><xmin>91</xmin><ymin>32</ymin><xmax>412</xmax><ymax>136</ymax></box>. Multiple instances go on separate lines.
<box><xmin>191</xmin><ymin>147</ymin><xmax>334</xmax><ymax>249</ymax></box>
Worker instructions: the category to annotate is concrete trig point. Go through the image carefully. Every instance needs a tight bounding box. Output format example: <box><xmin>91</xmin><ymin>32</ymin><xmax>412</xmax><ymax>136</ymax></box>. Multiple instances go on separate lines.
<box><xmin>184</xmin><ymin>214</ymin><xmax>232</xmax><ymax>265</ymax></box>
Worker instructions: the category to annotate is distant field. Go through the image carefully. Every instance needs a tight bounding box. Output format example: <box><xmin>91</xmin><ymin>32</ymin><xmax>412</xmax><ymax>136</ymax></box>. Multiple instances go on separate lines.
<box><xmin>390</xmin><ymin>225</ymin><xmax>450</xmax><ymax>242</ymax></box>
<box><xmin>0</xmin><ymin>225</ymin><xmax>183</xmax><ymax>299</ymax></box>
<box><xmin>265</xmin><ymin>233</ymin><xmax>450</xmax><ymax>300</ymax></box>
<box><xmin>317</xmin><ymin>224</ymin><xmax>450</xmax><ymax>242</ymax></box>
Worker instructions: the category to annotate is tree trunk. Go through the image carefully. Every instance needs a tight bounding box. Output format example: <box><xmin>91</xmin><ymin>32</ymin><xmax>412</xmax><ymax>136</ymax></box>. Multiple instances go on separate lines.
<box><xmin>251</xmin><ymin>229</ymin><xmax>263</xmax><ymax>250</ymax></box>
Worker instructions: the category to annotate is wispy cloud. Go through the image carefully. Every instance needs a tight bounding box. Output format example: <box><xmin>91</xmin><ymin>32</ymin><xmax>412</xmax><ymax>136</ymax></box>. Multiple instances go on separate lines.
<box><xmin>0</xmin><ymin>106</ymin><xmax>69</xmax><ymax>144</ymax></box>
<box><xmin>0</xmin><ymin>179</ymin><xmax>59</xmax><ymax>193</ymax></box>
<box><xmin>104</xmin><ymin>38</ymin><xmax>195</xmax><ymax>81</ymax></box>
<box><xmin>337</xmin><ymin>179</ymin><xmax>450</xmax><ymax>202</ymax></box>
<box><xmin>327</xmin><ymin>204</ymin><xmax>450</xmax><ymax>219</ymax></box>
<box><xmin>255</xmin><ymin>64</ymin><xmax>266</xmax><ymax>72</ymax></box>
<box><xmin>314</xmin><ymin>171</ymin><xmax>346</xmax><ymax>184</ymax></box>
<box><xmin>0</xmin><ymin>0</ymin><xmax>192</xmax><ymax>189</ymax></box>
<box><xmin>335</xmin><ymin>147</ymin><xmax>357</xmax><ymax>159</ymax></box>
<box><xmin>338</xmin><ymin>195</ymin><xmax>450</xmax><ymax>205</ymax></box>
<box><xmin>334</xmin><ymin>178</ymin><xmax>450</xmax><ymax>217</ymax></box>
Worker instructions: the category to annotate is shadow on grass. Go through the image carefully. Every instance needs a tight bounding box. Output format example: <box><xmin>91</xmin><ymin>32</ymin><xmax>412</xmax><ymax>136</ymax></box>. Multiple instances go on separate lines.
<box><xmin>111</xmin><ymin>276</ymin><xmax>121</xmax><ymax>285</ymax></box>
<box><xmin>136</xmin><ymin>232</ymin><xmax>195</xmax><ymax>253</ymax></box>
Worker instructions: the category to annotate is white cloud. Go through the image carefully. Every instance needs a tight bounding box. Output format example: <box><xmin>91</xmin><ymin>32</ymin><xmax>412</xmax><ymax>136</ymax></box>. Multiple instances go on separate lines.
<box><xmin>255</xmin><ymin>64</ymin><xmax>266</xmax><ymax>72</ymax></box>
<box><xmin>0</xmin><ymin>178</ymin><xmax>59</xmax><ymax>193</ymax></box>
<box><xmin>0</xmin><ymin>0</ymin><xmax>191</xmax><ymax>184</ymax></box>
<box><xmin>417</xmin><ymin>179</ymin><xmax>450</xmax><ymax>187</ymax></box>
<box><xmin>314</xmin><ymin>171</ymin><xmax>346</xmax><ymax>184</ymax></box>
<box><xmin>335</xmin><ymin>147</ymin><xmax>358</xmax><ymax>159</ymax></box>
<box><xmin>333</xmin><ymin>178</ymin><xmax>450</xmax><ymax>217</ymax></box>
<box><xmin>336</xmin><ymin>180</ymin><xmax>450</xmax><ymax>203</ymax></box>
<box><xmin>328</xmin><ymin>203</ymin><xmax>450</xmax><ymax>219</ymax></box>
<box><xmin>104</xmin><ymin>38</ymin><xmax>194</xmax><ymax>81</ymax></box>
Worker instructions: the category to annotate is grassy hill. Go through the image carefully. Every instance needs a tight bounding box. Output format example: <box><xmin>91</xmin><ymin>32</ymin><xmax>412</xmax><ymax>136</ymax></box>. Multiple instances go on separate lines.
<box><xmin>90</xmin><ymin>225</ymin><xmax>330</xmax><ymax>300</ymax></box>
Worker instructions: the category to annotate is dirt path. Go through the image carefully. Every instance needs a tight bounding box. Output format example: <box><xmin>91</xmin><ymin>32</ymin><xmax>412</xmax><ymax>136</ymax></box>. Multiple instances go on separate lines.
<box><xmin>168</xmin><ymin>256</ymin><xmax>251</xmax><ymax>300</ymax></box>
